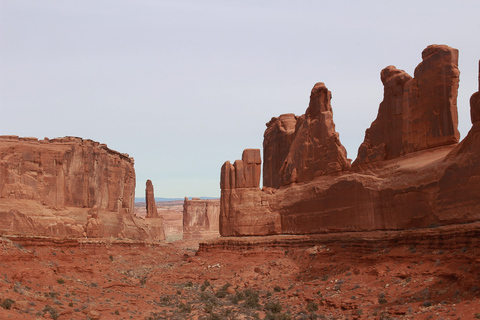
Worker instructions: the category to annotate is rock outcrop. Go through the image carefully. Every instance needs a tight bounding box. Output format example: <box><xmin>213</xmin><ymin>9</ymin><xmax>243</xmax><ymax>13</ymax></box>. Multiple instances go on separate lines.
<box><xmin>145</xmin><ymin>180</ymin><xmax>158</xmax><ymax>218</ymax></box>
<box><xmin>183</xmin><ymin>197</ymin><xmax>220</xmax><ymax>239</ymax></box>
<box><xmin>354</xmin><ymin>45</ymin><xmax>460</xmax><ymax>165</ymax></box>
<box><xmin>220</xmin><ymin>45</ymin><xmax>480</xmax><ymax>237</ymax></box>
<box><xmin>0</xmin><ymin>136</ymin><xmax>162</xmax><ymax>240</ymax></box>
<box><xmin>220</xmin><ymin>149</ymin><xmax>281</xmax><ymax>236</ymax></box>
<box><xmin>263</xmin><ymin>83</ymin><xmax>350</xmax><ymax>188</ymax></box>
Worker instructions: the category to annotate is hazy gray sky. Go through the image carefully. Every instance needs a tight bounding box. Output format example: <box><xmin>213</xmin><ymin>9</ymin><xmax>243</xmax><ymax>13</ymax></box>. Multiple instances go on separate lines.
<box><xmin>1</xmin><ymin>1</ymin><xmax>479</xmax><ymax>198</ymax></box>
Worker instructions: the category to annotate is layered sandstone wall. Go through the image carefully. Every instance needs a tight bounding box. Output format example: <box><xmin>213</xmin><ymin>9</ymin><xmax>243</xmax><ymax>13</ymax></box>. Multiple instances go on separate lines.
<box><xmin>220</xmin><ymin>45</ymin><xmax>480</xmax><ymax>237</ymax></box>
<box><xmin>0</xmin><ymin>136</ymin><xmax>135</xmax><ymax>212</ymax></box>
<box><xmin>263</xmin><ymin>83</ymin><xmax>350</xmax><ymax>188</ymax></box>
<box><xmin>182</xmin><ymin>198</ymin><xmax>220</xmax><ymax>239</ymax></box>
<box><xmin>0</xmin><ymin>136</ymin><xmax>163</xmax><ymax>241</ymax></box>
<box><xmin>354</xmin><ymin>45</ymin><xmax>460</xmax><ymax>165</ymax></box>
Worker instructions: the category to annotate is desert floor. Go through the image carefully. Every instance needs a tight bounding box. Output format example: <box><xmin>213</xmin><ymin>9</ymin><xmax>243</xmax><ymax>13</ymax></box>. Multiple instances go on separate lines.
<box><xmin>1</xmin><ymin>223</ymin><xmax>480</xmax><ymax>319</ymax></box>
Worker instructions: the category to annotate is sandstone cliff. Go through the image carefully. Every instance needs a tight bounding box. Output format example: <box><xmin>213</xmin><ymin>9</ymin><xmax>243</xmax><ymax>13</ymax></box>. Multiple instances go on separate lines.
<box><xmin>354</xmin><ymin>45</ymin><xmax>460</xmax><ymax>165</ymax></box>
<box><xmin>264</xmin><ymin>83</ymin><xmax>350</xmax><ymax>188</ymax></box>
<box><xmin>0</xmin><ymin>136</ymin><xmax>162</xmax><ymax>240</ymax></box>
<box><xmin>220</xmin><ymin>45</ymin><xmax>480</xmax><ymax>237</ymax></box>
<box><xmin>183</xmin><ymin>197</ymin><xmax>220</xmax><ymax>239</ymax></box>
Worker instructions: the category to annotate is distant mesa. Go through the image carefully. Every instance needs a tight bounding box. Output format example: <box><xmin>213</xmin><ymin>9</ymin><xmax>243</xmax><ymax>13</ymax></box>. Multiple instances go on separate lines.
<box><xmin>220</xmin><ymin>45</ymin><xmax>480</xmax><ymax>237</ymax></box>
<box><xmin>183</xmin><ymin>197</ymin><xmax>220</xmax><ymax>240</ymax></box>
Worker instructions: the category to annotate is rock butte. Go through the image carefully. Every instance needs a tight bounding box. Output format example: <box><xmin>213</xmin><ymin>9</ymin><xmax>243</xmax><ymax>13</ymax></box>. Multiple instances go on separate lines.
<box><xmin>0</xmin><ymin>136</ymin><xmax>163</xmax><ymax>240</ymax></box>
<box><xmin>220</xmin><ymin>45</ymin><xmax>480</xmax><ymax>236</ymax></box>
<box><xmin>183</xmin><ymin>197</ymin><xmax>220</xmax><ymax>240</ymax></box>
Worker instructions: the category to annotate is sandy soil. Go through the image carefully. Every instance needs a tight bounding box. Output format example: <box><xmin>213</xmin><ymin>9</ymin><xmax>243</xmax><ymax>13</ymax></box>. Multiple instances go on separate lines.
<box><xmin>1</xmin><ymin>223</ymin><xmax>480</xmax><ymax>319</ymax></box>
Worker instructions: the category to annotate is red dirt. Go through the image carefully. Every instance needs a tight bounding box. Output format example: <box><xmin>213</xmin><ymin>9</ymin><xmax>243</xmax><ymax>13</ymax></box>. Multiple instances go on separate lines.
<box><xmin>1</xmin><ymin>223</ymin><xmax>480</xmax><ymax>319</ymax></box>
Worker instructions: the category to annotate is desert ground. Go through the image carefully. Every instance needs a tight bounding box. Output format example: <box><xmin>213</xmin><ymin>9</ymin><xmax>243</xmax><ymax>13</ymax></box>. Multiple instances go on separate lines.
<box><xmin>1</xmin><ymin>221</ymin><xmax>480</xmax><ymax>320</ymax></box>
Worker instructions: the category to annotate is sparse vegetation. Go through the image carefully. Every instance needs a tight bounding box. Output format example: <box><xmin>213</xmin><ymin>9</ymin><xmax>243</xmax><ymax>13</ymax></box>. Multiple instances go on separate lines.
<box><xmin>43</xmin><ymin>305</ymin><xmax>59</xmax><ymax>320</ymax></box>
<box><xmin>1</xmin><ymin>298</ymin><xmax>14</xmax><ymax>310</ymax></box>
<box><xmin>306</xmin><ymin>301</ymin><xmax>318</xmax><ymax>312</ymax></box>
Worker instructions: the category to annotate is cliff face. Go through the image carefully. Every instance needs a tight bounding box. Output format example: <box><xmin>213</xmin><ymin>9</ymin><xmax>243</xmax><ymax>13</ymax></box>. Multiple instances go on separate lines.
<box><xmin>0</xmin><ymin>136</ymin><xmax>135</xmax><ymax>212</ymax></box>
<box><xmin>182</xmin><ymin>198</ymin><xmax>220</xmax><ymax>239</ymax></box>
<box><xmin>220</xmin><ymin>45</ymin><xmax>480</xmax><ymax>237</ymax></box>
<box><xmin>263</xmin><ymin>83</ymin><xmax>350</xmax><ymax>188</ymax></box>
<box><xmin>354</xmin><ymin>45</ymin><xmax>460</xmax><ymax>165</ymax></box>
<box><xmin>0</xmin><ymin>136</ymin><xmax>162</xmax><ymax>240</ymax></box>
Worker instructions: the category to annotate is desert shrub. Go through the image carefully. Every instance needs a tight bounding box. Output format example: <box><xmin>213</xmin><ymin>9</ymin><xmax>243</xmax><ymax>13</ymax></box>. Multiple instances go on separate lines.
<box><xmin>423</xmin><ymin>300</ymin><xmax>432</xmax><ymax>307</ymax></box>
<box><xmin>45</xmin><ymin>291</ymin><xmax>59</xmax><ymax>299</ymax></box>
<box><xmin>145</xmin><ymin>313</ymin><xmax>163</xmax><ymax>320</ymax></box>
<box><xmin>43</xmin><ymin>305</ymin><xmax>59</xmax><ymax>320</ymax></box>
<box><xmin>274</xmin><ymin>285</ymin><xmax>282</xmax><ymax>292</ymax></box>
<box><xmin>231</xmin><ymin>290</ymin><xmax>245</xmax><ymax>304</ymax></box>
<box><xmin>56</xmin><ymin>278</ymin><xmax>65</xmax><ymax>285</ymax></box>
<box><xmin>178</xmin><ymin>302</ymin><xmax>192</xmax><ymax>313</ymax></box>
<box><xmin>204</xmin><ymin>302</ymin><xmax>215</xmax><ymax>313</ymax></box>
<box><xmin>243</xmin><ymin>289</ymin><xmax>260</xmax><ymax>309</ymax></box>
<box><xmin>204</xmin><ymin>313</ymin><xmax>222</xmax><ymax>320</ymax></box>
<box><xmin>306</xmin><ymin>301</ymin><xmax>318</xmax><ymax>312</ymax></box>
<box><xmin>201</xmin><ymin>280</ymin><xmax>210</xmax><ymax>292</ymax></box>
<box><xmin>200</xmin><ymin>291</ymin><xmax>218</xmax><ymax>305</ymax></box>
<box><xmin>184</xmin><ymin>281</ymin><xmax>193</xmax><ymax>288</ymax></box>
<box><xmin>265</xmin><ymin>312</ymin><xmax>292</xmax><ymax>320</ymax></box>
<box><xmin>265</xmin><ymin>301</ymin><xmax>282</xmax><ymax>313</ymax></box>
<box><xmin>215</xmin><ymin>290</ymin><xmax>227</xmax><ymax>298</ymax></box>
<box><xmin>1</xmin><ymin>298</ymin><xmax>14</xmax><ymax>310</ymax></box>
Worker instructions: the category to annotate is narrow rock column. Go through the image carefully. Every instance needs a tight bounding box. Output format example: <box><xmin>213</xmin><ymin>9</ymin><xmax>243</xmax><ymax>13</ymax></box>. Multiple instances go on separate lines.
<box><xmin>145</xmin><ymin>180</ymin><xmax>159</xmax><ymax>218</ymax></box>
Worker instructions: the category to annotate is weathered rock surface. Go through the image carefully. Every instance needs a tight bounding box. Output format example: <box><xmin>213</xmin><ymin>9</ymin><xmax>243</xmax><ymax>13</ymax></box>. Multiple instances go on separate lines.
<box><xmin>220</xmin><ymin>46</ymin><xmax>480</xmax><ymax>237</ymax></box>
<box><xmin>354</xmin><ymin>45</ymin><xmax>460</xmax><ymax>165</ymax></box>
<box><xmin>145</xmin><ymin>180</ymin><xmax>158</xmax><ymax>218</ymax></box>
<box><xmin>0</xmin><ymin>136</ymin><xmax>162</xmax><ymax>240</ymax></box>
<box><xmin>183</xmin><ymin>197</ymin><xmax>220</xmax><ymax>239</ymax></box>
<box><xmin>263</xmin><ymin>113</ymin><xmax>297</xmax><ymax>189</ymax></box>
<box><xmin>269</xmin><ymin>83</ymin><xmax>351</xmax><ymax>187</ymax></box>
<box><xmin>220</xmin><ymin>149</ymin><xmax>281</xmax><ymax>236</ymax></box>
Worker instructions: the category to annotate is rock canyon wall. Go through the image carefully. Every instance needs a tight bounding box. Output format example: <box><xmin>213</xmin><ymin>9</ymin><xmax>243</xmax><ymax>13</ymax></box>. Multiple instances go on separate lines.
<box><xmin>220</xmin><ymin>45</ymin><xmax>480</xmax><ymax>237</ymax></box>
<box><xmin>0</xmin><ymin>136</ymin><xmax>163</xmax><ymax>240</ymax></box>
<box><xmin>183</xmin><ymin>198</ymin><xmax>220</xmax><ymax>240</ymax></box>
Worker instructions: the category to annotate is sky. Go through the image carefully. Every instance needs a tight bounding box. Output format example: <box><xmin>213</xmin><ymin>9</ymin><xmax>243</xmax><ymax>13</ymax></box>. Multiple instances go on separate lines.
<box><xmin>1</xmin><ymin>1</ymin><xmax>479</xmax><ymax>198</ymax></box>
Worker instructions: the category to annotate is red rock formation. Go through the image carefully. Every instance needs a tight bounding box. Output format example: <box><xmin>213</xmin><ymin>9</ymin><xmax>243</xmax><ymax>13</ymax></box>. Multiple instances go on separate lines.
<box><xmin>263</xmin><ymin>114</ymin><xmax>297</xmax><ymax>189</ymax></box>
<box><xmin>0</xmin><ymin>136</ymin><xmax>162</xmax><ymax>241</ymax></box>
<box><xmin>220</xmin><ymin>45</ymin><xmax>480</xmax><ymax>237</ymax></box>
<box><xmin>280</xmin><ymin>83</ymin><xmax>350</xmax><ymax>185</ymax></box>
<box><xmin>145</xmin><ymin>180</ymin><xmax>158</xmax><ymax>218</ymax></box>
<box><xmin>183</xmin><ymin>197</ymin><xmax>220</xmax><ymax>239</ymax></box>
<box><xmin>0</xmin><ymin>136</ymin><xmax>135</xmax><ymax>212</ymax></box>
<box><xmin>354</xmin><ymin>45</ymin><xmax>460</xmax><ymax>165</ymax></box>
<box><xmin>435</xmin><ymin>60</ymin><xmax>480</xmax><ymax>223</ymax></box>
<box><xmin>83</xmin><ymin>205</ymin><xmax>104</xmax><ymax>238</ymax></box>
<box><xmin>220</xmin><ymin>150</ymin><xmax>281</xmax><ymax>236</ymax></box>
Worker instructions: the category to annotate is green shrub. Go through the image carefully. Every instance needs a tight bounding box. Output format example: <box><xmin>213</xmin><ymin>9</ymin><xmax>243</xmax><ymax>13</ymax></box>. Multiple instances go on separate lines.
<box><xmin>56</xmin><ymin>278</ymin><xmax>65</xmax><ymax>285</ymax></box>
<box><xmin>274</xmin><ymin>285</ymin><xmax>282</xmax><ymax>292</ymax></box>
